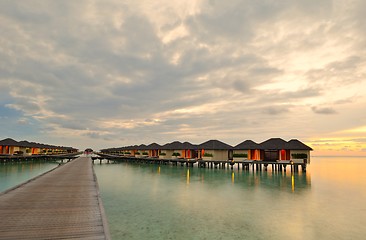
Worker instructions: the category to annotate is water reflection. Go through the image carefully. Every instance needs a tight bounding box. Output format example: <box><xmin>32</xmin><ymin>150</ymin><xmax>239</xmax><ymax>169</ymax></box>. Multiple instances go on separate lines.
<box><xmin>186</xmin><ymin>169</ymin><xmax>190</xmax><ymax>185</ymax></box>
<box><xmin>115</xmin><ymin>163</ymin><xmax>311</xmax><ymax>193</ymax></box>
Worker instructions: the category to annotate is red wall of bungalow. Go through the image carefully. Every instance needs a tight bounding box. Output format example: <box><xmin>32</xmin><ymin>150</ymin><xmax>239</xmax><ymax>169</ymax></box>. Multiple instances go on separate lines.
<box><xmin>4</xmin><ymin>146</ymin><xmax>10</xmax><ymax>154</ymax></box>
<box><xmin>176</xmin><ymin>150</ymin><xmax>199</xmax><ymax>159</ymax></box>
<box><xmin>182</xmin><ymin>150</ymin><xmax>191</xmax><ymax>159</ymax></box>
<box><xmin>149</xmin><ymin>150</ymin><xmax>159</xmax><ymax>157</ymax></box>
<box><xmin>248</xmin><ymin>149</ymin><xmax>262</xmax><ymax>160</ymax></box>
<box><xmin>279</xmin><ymin>150</ymin><xmax>291</xmax><ymax>160</ymax></box>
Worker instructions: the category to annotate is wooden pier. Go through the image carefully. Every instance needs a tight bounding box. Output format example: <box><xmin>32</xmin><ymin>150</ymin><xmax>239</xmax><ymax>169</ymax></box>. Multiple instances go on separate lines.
<box><xmin>93</xmin><ymin>154</ymin><xmax>307</xmax><ymax>172</ymax></box>
<box><xmin>0</xmin><ymin>156</ymin><xmax>110</xmax><ymax>240</ymax></box>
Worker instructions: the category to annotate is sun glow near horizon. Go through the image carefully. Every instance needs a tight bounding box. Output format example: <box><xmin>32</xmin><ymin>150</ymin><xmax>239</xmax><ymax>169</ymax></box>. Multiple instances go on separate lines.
<box><xmin>308</xmin><ymin>136</ymin><xmax>366</xmax><ymax>157</ymax></box>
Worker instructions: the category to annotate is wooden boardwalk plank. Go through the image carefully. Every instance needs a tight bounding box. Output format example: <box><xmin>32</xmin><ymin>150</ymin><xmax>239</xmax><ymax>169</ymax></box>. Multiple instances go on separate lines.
<box><xmin>0</xmin><ymin>157</ymin><xmax>110</xmax><ymax>240</ymax></box>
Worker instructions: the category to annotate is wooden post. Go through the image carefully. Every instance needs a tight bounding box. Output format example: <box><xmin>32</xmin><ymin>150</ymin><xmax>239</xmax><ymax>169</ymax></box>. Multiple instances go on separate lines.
<box><xmin>301</xmin><ymin>164</ymin><xmax>306</xmax><ymax>172</ymax></box>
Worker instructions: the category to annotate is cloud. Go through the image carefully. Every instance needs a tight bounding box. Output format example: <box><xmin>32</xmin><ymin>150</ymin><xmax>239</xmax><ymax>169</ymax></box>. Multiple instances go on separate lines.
<box><xmin>0</xmin><ymin>1</ymin><xmax>366</xmax><ymax>151</ymax></box>
<box><xmin>311</xmin><ymin>106</ymin><xmax>337</xmax><ymax>115</ymax></box>
<box><xmin>262</xmin><ymin>106</ymin><xmax>290</xmax><ymax>115</ymax></box>
<box><xmin>17</xmin><ymin>118</ymin><xmax>29</xmax><ymax>125</ymax></box>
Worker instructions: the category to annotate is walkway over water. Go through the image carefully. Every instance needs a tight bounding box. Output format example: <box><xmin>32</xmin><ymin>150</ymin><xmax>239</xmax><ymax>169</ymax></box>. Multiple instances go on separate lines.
<box><xmin>0</xmin><ymin>157</ymin><xmax>110</xmax><ymax>240</ymax></box>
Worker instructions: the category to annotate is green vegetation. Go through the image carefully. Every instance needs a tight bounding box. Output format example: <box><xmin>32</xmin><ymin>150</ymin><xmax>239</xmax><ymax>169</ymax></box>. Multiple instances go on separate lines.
<box><xmin>233</xmin><ymin>153</ymin><xmax>247</xmax><ymax>158</ymax></box>
<box><xmin>291</xmin><ymin>153</ymin><xmax>308</xmax><ymax>159</ymax></box>
<box><xmin>142</xmin><ymin>152</ymin><xmax>148</xmax><ymax>155</ymax></box>
<box><xmin>135</xmin><ymin>152</ymin><xmax>140</xmax><ymax>155</ymax></box>
<box><xmin>172</xmin><ymin>152</ymin><xmax>181</xmax><ymax>157</ymax></box>
<box><xmin>203</xmin><ymin>153</ymin><xmax>213</xmax><ymax>157</ymax></box>
<box><xmin>159</xmin><ymin>152</ymin><xmax>166</xmax><ymax>156</ymax></box>
<box><xmin>124</xmin><ymin>152</ymin><xmax>131</xmax><ymax>155</ymax></box>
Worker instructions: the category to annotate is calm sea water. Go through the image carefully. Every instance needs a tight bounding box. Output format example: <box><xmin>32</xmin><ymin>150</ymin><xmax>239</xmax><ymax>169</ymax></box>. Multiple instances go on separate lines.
<box><xmin>94</xmin><ymin>157</ymin><xmax>366</xmax><ymax>240</ymax></box>
<box><xmin>0</xmin><ymin>162</ymin><xmax>58</xmax><ymax>193</ymax></box>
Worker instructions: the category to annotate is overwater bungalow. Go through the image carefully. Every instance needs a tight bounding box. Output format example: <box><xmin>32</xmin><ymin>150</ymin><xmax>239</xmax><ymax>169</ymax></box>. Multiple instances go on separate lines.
<box><xmin>99</xmin><ymin>138</ymin><xmax>312</xmax><ymax>164</ymax></box>
<box><xmin>18</xmin><ymin>140</ymin><xmax>40</xmax><ymax>155</ymax></box>
<box><xmin>198</xmin><ymin>140</ymin><xmax>233</xmax><ymax>161</ymax></box>
<box><xmin>259</xmin><ymin>138</ymin><xmax>288</xmax><ymax>161</ymax></box>
<box><xmin>146</xmin><ymin>143</ymin><xmax>161</xmax><ymax>157</ymax></box>
<box><xmin>258</xmin><ymin>138</ymin><xmax>312</xmax><ymax>163</ymax></box>
<box><xmin>158</xmin><ymin>141</ymin><xmax>199</xmax><ymax>159</ymax></box>
<box><xmin>233</xmin><ymin>140</ymin><xmax>262</xmax><ymax>160</ymax></box>
<box><xmin>286</xmin><ymin>139</ymin><xmax>313</xmax><ymax>163</ymax></box>
<box><xmin>159</xmin><ymin>141</ymin><xmax>180</xmax><ymax>159</ymax></box>
<box><xmin>181</xmin><ymin>142</ymin><xmax>200</xmax><ymax>159</ymax></box>
<box><xmin>124</xmin><ymin>145</ymin><xmax>139</xmax><ymax>156</ymax></box>
<box><xmin>135</xmin><ymin>144</ymin><xmax>148</xmax><ymax>157</ymax></box>
<box><xmin>0</xmin><ymin>138</ymin><xmax>78</xmax><ymax>156</ymax></box>
<box><xmin>0</xmin><ymin>138</ymin><xmax>20</xmax><ymax>155</ymax></box>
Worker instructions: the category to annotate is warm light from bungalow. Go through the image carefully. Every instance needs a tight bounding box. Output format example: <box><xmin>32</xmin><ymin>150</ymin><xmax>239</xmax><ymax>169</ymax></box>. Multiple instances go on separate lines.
<box><xmin>231</xmin><ymin>172</ymin><xmax>235</xmax><ymax>184</ymax></box>
<box><xmin>186</xmin><ymin>169</ymin><xmax>190</xmax><ymax>185</ymax></box>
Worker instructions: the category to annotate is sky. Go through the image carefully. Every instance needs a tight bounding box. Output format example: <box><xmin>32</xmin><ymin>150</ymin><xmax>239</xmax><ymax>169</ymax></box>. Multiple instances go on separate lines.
<box><xmin>1</xmin><ymin>0</ymin><xmax>366</xmax><ymax>156</ymax></box>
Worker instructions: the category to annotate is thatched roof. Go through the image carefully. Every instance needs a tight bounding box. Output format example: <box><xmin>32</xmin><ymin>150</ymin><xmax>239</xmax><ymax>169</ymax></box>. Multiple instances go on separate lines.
<box><xmin>234</xmin><ymin>140</ymin><xmax>259</xmax><ymax>150</ymax></box>
<box><xmin>18</xmin><ymin>140</ymin><xmax>34</xmax><ymax>147</ymax></box>
<box><xmin>258</xmin><ymin>138</ymin><xmax>288</xmax><ymax>150</ymax></box>
<box><xmin>182</xmin><ymin>141</ymin><xmax>199</xmax><ymax>150</ymax></box>
<box><xmin>198</xmin><ymin>140</ymin><xmax>232</xmax><ymax>150</ymax></box>
<box><xmin>287</xmin><ymin>139</ymin><xmax>313</xmax><ymax>150</ymax></box>
<box><xmin>135</xmin><ymin>144</ymin><xmax>148</xmax><ymax>150</ymax></box>
<box><xmin>0</xmin><ymin>138</ymin><xmax>21</xmax><ymax>146</ymax></box>
<box><xmin>161</xmin><ymin>141</ymin><xmax>182</xmax><ymax>150</ymax></box>
<box><xmin>146</xmin><ymin>143</ymin><xmax>162</xmax><ymax>150</ymax></box>
<box><xmin>160</xmin><ymin>141</ymin><xmax>198</xmax><ymax>150</ymax></box>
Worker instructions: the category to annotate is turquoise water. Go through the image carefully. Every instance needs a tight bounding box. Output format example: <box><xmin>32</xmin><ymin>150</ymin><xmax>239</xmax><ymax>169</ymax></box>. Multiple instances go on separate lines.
<box><xmin>0</xmin><ymin>162</ymin><xmax>58</xmax><ymax>193</ymax></box>
<box><xmin>94</xmin><ymin>157</ymin><xmax>366</xmax><ymax>240</ymax></box>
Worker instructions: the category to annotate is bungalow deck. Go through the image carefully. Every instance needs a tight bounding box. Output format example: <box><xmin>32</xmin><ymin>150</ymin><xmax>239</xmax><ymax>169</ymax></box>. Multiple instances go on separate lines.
<box><xmin>93</xmin><ymin>154</ymin><xmax>307</xmax><ymax>172</ymax></box>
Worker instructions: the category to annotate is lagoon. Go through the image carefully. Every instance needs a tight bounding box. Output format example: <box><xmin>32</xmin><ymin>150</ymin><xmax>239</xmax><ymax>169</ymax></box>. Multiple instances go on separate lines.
<box><xmin>0</xmin><ymin>162</ymin><xmax>57</xmax><ymax>193</ymax></box>
<box><xmin>94</xmin><ymin>157</ymin><xmax>366</xmax><ymax>240</ymax></box>
<box><xmin>1</xmin><ymin>157</ymin><xmax>365</xmax><ymax>239</ymax></box>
